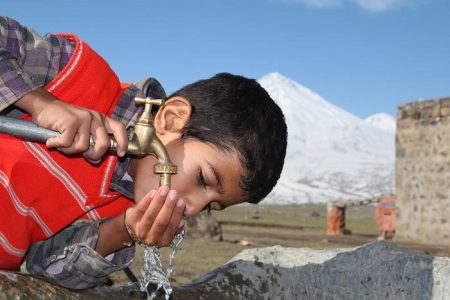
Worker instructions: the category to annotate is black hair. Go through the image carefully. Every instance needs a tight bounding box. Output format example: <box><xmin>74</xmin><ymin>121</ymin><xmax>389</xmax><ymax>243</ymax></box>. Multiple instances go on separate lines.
<box><xmin>168</xmin><ymin>73</ymin><xmax>287</xmax><ymax>204</ymax></box>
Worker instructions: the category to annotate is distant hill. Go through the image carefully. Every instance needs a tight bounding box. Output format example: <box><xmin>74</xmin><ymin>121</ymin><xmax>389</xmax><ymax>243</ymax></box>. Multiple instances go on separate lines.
<box><xmin>258</xmin><ymin>72</ymin><xmax>395</xmax><ymax>204</ymax></box>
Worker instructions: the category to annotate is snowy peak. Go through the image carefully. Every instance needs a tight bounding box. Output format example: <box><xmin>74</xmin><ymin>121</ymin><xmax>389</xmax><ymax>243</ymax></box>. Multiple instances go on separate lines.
<box><xmin>259</xmin><ymin>72</ymin><xmax>319</xmax><ymax>100</ymax></box>
<box><xmin>365</xmin><ymin>113</ymin><xmax>396</xmax><ymax>133</ymax></box>
<box><xmin>257</xmin><ymin>73</ymin><xmax>395</xmax><ymax>204</ymax></box>
<box><xmin>260</xmin><ymin>73</ymin><xmax>346</xmax><ymax>111</ymax></box>
<box><xmin>258</xmin><ymin>73</ymin><xmax>363</xmax><ymax>126</ymax></box>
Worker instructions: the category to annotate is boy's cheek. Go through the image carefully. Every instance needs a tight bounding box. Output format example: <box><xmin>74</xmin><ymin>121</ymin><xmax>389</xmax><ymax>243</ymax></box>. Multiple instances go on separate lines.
<box><xmin>132</xmin><ymin>176</ymin><xmax>159</xmax><ymax>203</ymax></box>
<box><xmin>133</xmin><ymin>184</ymin><xmax>154</xmax><ymax>203</ymax></box>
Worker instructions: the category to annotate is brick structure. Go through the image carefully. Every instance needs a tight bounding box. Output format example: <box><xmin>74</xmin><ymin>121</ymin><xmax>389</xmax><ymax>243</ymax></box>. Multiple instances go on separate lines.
<box><xmin>396</xmin><ymin>97</ymin><xmax>450</xmax><ymax>246</ymax></box>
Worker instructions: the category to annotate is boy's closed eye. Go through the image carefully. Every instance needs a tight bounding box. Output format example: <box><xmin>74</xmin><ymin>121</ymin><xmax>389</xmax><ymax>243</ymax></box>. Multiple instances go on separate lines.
<box><xmin>198</xmin><ymin>161</ymin><xmax>225</xmax><ymax>194</ymax></box>
<box><xmin>197</xmin><ymin>168</ymin><xmax>207</xmax><ymax>190</ymax></box>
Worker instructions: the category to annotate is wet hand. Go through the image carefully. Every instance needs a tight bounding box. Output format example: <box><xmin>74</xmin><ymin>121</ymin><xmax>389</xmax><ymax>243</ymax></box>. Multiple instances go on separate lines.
<box><xmin>125</xmin><ymin>186</ymin><xmax>186</xmax><ymax>247</ymax></box>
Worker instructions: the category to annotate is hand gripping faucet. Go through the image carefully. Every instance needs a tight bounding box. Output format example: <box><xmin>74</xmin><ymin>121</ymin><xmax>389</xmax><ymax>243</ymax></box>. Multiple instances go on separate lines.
<box><xmin>0</xmin><ymin>97</ymin><xmax>177</xmax><ymax>186</ymax></box>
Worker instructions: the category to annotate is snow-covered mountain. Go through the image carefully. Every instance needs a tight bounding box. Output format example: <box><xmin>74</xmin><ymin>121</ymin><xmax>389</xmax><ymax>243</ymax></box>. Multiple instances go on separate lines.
<box><xmin>365</xmin><ymin>113</ymin><xmax>396</xmax><ymax>133</ymax></box>
<box><xmin>258</xmin><ymin>72</ymin><xmax>395</xmax><ymax>204</ymax></box>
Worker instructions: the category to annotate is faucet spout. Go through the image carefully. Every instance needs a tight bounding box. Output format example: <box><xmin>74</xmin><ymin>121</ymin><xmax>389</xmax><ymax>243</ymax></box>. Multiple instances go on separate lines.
<box><xmin>125</xmin><ymin>97</ymin><xmax>177</xmax><ymax>187</ymax></box>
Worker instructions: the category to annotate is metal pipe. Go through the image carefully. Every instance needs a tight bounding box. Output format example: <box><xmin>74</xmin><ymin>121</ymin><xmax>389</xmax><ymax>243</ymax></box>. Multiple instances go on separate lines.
<box><xmin>0</xmin><ymin>116</ymin><xmax>62</xmax><ymax>143</ymax></box>
<box><xmin>0</xmin><ymin>116</ymin><xmax>100</xmax><ymax>148</ymax></box>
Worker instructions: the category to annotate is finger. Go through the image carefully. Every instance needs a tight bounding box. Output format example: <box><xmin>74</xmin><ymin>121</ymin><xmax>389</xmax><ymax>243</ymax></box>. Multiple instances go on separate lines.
<box><xmin>46</xmin><ymin>124</ymin><xmax>78</xmax><ymax>149</ymax></box>
<box><xmin>160</xmin><ymin>197</ymin><xmax>185</xmax><ymax>245</ymax></box>
<box><xmin>83</xmin><ymin>114</ymin><xmax>110</xmax><ymax>161</ymax></box>
<box><xmin>138</xmin><ymin>186</ymin><xmax>169</xmax><ymax>236</ymax></box>
<box><xmin>146</xmin><ymin>189</ymin><xmax>179</xmax><ymax>242</ymax></box>
<box><xmin>55</xmin><ymin>112</ymin><xmax>91</xmax><ymax>154</ymax></box>
<box><xmin>65</xmin><ymin>113</ymin><xmax>92</xmax><ymax>153</ymax></box>
<box><xmin>125</xmin><ymin>190</ymin><xmax>156</xmax><ymax>228</ymax></box>
<box><xmin>104</xmin><ymin>117</ymin><xmax>128</xmax><ymax>157</ymax></box>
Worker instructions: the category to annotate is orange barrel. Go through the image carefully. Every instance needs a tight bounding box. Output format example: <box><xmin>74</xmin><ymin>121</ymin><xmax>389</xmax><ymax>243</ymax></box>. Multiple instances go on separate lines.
<box><xmin>375</xmin><ymin>195</ymin><xmax>396</xmax><ymax>236</ymax></box>
<box><xmin>326</xmin><ymin>203</ymin><xmax>346</xmax><ymax>235</ymax></box>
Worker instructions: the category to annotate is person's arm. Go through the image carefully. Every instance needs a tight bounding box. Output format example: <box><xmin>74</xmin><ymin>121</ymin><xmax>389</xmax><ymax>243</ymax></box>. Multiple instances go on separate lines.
<box><xmin>26</xmin><ymin>187</ymin><xmax>185</xmax><ymax>289</ymax></box>
<box><xmin>0</xmin><ymin>16</ymin><xmax>72</xmax><ymax>112</ymax></box>
<box><xmin>26</xmin><ymin>220</ymin><xmax>135</xmax><ymax>290</ymax></box>
<box><xmin>0</xmin><ymin>16</ymin><xmax>128</xmax><ymax>160</ymax></box>
<box><xmin>15</xmin><ymin>87</ymin><xmax>129</xmax><ymax>161</ymax></box>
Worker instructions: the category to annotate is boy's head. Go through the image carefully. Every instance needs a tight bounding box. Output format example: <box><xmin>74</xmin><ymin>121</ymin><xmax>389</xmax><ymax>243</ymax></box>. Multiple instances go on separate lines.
<box><xmin>170</xmin><ymin>73</ymin><xmax>287</xmax><ymax>204</ymax></box>
<box><xmin>129</xmin><ymin>73</ymin><xmax>287</xmax><ymax>216</ymax></box>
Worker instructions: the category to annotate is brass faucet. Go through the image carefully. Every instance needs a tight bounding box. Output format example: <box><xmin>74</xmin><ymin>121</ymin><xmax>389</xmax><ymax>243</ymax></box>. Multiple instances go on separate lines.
<box><xmin>110</xmin><ymin>97</ymin><xmax>177</xmax><ymax>187</ymax></box>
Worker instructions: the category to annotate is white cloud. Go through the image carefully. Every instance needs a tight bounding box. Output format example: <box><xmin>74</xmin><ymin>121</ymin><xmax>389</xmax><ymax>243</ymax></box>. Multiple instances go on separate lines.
<box><xmin>274</xmin><ymin>0</ymin><xmax>421</xmax><ymax>12</ymax></box>
<box><xmin>279</xmin><ymin>0</ymin><xmax>343</xmax><ymax>8</ymax></box>
<box><xmin>351</xmin><ymin>0</ymin><xmax>410</xmax><ymax>12</ymax></box>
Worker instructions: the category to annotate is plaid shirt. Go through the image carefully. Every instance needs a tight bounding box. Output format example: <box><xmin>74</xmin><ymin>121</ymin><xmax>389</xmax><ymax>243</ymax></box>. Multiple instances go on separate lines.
<box><xmin>0</xmin><ymin>16</ymin><xmax>166</xmax><ymax>289</ymax></box>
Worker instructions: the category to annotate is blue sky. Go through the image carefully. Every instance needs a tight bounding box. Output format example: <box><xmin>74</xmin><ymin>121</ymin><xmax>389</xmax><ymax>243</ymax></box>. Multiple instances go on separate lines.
<box><xmin>1</xmin><ymin>0</ymin><xmax>449</xmax><ymax>118</ymax></box>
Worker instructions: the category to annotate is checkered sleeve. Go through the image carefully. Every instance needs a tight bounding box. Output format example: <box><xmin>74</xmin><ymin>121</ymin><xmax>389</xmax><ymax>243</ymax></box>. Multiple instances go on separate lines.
<box><xmin>0</xmin><ymin>16</ymin><xmax>74</xmax><ymax>112</ymax></box>
<box><xmin>25</xmin><ymin>220</ymin><xmax>135</xmax><ymax>290</ymax></box>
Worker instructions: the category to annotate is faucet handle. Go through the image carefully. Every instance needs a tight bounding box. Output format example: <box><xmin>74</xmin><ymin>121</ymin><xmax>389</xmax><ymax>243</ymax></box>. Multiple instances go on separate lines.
<box><xmin>134</xmin><ymin>97</ymin><xmax>165</xmax><ymax>124</ymax></box>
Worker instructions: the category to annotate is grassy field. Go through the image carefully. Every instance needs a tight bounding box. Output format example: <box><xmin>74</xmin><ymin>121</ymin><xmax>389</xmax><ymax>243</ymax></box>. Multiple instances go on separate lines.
<box><xmin>111</xmin><ymin>203</ymin><xmax>449</xmax><ymax>287</ymax></box>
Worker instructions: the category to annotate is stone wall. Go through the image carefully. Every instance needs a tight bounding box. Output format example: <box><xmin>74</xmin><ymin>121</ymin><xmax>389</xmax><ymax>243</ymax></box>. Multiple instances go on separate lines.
<box><xmin>396</xmin><ymin>97</ymin><xmax>450</xmax><ymax>245</ymax></box>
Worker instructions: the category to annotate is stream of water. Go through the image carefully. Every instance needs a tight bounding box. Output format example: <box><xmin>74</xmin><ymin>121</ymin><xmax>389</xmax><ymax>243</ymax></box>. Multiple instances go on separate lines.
<box><xmin>140</xmin><ymin>230</ymin><xmax>185</xmax><ymax>300</ymax></box>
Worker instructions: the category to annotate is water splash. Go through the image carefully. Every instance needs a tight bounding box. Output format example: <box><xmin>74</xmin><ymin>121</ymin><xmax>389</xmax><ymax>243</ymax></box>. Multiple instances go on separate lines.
<box><xmin>140</xmin><ymin>230</ymin><xmax>185</xmax><ymax>300</ymax></box>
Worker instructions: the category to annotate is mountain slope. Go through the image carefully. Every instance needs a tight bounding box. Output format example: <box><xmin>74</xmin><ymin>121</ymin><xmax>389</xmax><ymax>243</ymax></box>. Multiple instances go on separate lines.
<box><xmin>365</xmin><ymin>113</ymin><xmax>396</xmax><ymax>132</ymax></box>
<box><xmin>258</xmin><ymin>72</ymin><xmax>395</xmax><ymax>204</ymax></box>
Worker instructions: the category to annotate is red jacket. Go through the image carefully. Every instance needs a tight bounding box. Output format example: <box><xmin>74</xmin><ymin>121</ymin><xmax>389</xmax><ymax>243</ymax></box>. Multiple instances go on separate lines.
<box><xmin>0</xmin><ymin>34</ymin><xmax>133</xmax><ymax>269</ymax></box>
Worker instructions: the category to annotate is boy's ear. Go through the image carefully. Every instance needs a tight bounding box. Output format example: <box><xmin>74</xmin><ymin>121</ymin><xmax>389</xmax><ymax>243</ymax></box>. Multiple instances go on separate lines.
<box><xmin>154</xmin><ymin>96</ymin><xmax>192</xmax><ymax>138</ymax></box>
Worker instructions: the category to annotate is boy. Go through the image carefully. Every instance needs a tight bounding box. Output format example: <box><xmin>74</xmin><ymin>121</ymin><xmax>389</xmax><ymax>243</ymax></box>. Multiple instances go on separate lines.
<box><xmin>0</xmin><ymin>16</ymin><xmax>287</xmax><ymax>289</ymax></box>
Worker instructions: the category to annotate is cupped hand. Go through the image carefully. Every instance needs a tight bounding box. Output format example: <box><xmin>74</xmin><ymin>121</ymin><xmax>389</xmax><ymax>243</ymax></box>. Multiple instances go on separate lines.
<box><xmin>125</xmin><ymin>186</ymin><xmax>186</xmax><ymax>247</ymax></box>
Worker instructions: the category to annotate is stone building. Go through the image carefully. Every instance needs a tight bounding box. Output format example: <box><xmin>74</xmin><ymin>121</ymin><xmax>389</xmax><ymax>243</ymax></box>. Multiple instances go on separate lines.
<box><xmin>396</xmin><ymin>97</ymin><xmax>450</xmax><ymax>246</ymax></box>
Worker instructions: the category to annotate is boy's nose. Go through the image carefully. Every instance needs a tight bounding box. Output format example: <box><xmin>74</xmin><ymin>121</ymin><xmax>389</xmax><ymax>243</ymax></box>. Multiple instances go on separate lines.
<box><xmin>183</xmin><ymin>204</ymin><xmax>201</xmax><ymax>218</ymax></box>
<box><xmin>182</xmin><ymin>195</ymin><xmax>209</xmax><ymax>218</ymax></box>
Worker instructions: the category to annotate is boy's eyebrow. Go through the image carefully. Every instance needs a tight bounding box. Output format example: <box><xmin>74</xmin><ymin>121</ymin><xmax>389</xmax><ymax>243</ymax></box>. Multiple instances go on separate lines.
<box><xmin>206</xmin><ymin>161</ymin><xmax>224</xmax><ymax>194</ymax></box>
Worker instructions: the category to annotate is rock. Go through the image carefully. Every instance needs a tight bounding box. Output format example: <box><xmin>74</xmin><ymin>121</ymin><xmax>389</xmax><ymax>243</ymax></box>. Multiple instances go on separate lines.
<box><xmin>0</xmin><ymin>271</ymin><xmax>143</xmax><ymax>299</ymax></box>
<box><xmin>0</xmin><ymin>271</ymin><xmax>85</xmax><ymax>299</ymax></box>
<box><xmin>172</xmin><ymin>241</ymin><xmax>450</xmax><ymax>300</ymax></box>
<box><xmin>309</xmin><ymin>210</ymin><xmax>321</xmax><ymax>218</ymax></box>
<box><xmin>185</xmin><ymin>211</ymin><xmax>222</xmax><ymax>241</ymax></box>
